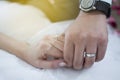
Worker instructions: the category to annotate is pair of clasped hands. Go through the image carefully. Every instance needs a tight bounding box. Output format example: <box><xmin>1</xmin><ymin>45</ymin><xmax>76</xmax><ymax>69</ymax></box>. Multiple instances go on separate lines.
<box><xmin>24</xmin><ymin>11</ymin><xmax>108</xmax><ymax>70</ymax></box>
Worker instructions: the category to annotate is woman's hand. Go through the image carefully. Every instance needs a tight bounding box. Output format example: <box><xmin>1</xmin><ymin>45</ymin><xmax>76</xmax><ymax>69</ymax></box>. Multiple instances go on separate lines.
<box><xmin>0</xmin><ymin>33</ymin><xmax>66</xmax><ymax>69</ymax></box>
<box><xmin>24</xmin><ymin>35</ymin><xmax>66</xmax><ymax>69</ymax></box>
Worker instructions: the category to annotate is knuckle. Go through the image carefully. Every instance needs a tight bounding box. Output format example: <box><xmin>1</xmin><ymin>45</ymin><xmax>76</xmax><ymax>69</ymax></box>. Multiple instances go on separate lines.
<box><xmin>89</xmin><ymin>34</ymin><xmax>98</xmax><ymax>40</ymax></box>
<box><xmin>78</xmin><ymin>34</ymin><xmax>87</xmax><ymax>41</ymax></box>
<box><xmin>67</xmin><ymin>32</ymin><xmax>74</xmax><ymax>38</ymax></box>
<box><xmin>66</xmin><ymin>32</ymin><xmax>88</xmax><ymax>42</ymax></box>
<box><xmin>66</xmin><ymin>32</ymin><xmax>79</xmax><ymax>40</ymax></box>
<box><xmin>98</xmin><ymin>35</ymin><xmax>108</xmax><ymax>44</ymax></box>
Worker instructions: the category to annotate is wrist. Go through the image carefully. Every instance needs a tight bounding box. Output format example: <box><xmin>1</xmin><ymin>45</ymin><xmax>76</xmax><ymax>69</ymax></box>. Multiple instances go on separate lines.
<box><xmin>78</xmin><ymin>10</ymin><xmax>107</xmax><ymax>20</ymax></box>
<box><xmin>18</xmin><ymin>42</ymin><xmax>30</xmax><ymax>60</ymax></box>
<box><xmin>79</xmin><ymin>0</ymin><xmax>111</xmax><ymax>18</ymax></box>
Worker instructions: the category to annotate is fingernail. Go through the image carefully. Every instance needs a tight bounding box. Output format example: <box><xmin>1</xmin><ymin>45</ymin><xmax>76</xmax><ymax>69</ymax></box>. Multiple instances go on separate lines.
<box><xmin>58</xmin><ymin>62</ymin><xmax>66</xmax><ymax>67</ymax></box>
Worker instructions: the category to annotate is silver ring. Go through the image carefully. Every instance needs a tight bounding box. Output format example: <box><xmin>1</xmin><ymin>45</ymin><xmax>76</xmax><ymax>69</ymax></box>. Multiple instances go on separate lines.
<box><xmin>85</xmin><ymin>53</ymin><xmax>96</xmax><ymax>58</ymax></box>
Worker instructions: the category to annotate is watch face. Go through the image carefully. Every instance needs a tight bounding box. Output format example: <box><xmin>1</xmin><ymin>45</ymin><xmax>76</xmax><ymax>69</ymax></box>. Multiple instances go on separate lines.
<box><xmin>81</xmin><ymin>0</ymin><xmax>95</xmax><ymax>9</ymax></box>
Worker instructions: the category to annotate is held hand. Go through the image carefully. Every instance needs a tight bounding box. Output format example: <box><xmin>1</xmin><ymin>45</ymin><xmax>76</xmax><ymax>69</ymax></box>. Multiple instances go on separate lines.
<box><xmin>64</xmin><ymin>11</ymin><xmax>108</xmax><ymax>69</ymax></box>
<box><xmin>24</xmin><ymin>35</ymin><xmax>66</xmax><ymax>69</ymax></box>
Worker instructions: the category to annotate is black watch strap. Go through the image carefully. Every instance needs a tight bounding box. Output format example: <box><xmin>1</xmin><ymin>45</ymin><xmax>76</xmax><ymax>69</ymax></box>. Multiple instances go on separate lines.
<box><xmin>95</xmin><ymin>1</ymin><xmax>111</xmax><ymax>18</ymax></box>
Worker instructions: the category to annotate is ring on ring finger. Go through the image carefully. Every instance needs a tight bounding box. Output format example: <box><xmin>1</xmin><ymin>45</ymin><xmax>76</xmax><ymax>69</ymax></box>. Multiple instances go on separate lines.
<box><xmin>84</xmin><ymin>52</ymin><xmax>96</xmax><ymax>68</ymax></box>
<box><xmin>85</xmin><ymin>53</ymin><xmax>96</xmax><ymax>58</ymax></box>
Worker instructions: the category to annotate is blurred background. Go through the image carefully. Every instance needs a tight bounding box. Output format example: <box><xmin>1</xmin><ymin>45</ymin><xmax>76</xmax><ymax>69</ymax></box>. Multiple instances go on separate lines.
<box><xmin>110</xmin><ymin>0</ymin><xmax>120</xmax><ymax>30</ymax></box>
<box><xmin>8</xmin><ymin>0</ymin><xmax>79</xmax><ymax>22</ymax></box>
<box><xmin>7</xmin><ymin>0</ymin><xmax>120</xmax><ymax>30</ymax></box>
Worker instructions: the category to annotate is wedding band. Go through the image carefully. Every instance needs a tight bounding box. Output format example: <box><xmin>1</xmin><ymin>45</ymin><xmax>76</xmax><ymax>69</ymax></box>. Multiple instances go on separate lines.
<box><xmin>85</xmin><ymin>53</ymin><xmax>96</xmax><ymax>58</ymax></box>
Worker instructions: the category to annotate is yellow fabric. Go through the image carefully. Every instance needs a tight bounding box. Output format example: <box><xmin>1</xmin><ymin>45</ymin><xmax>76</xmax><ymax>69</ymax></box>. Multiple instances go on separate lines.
<box><xmin>9</xmin><ymin>0</ymin><xmax>80</xmax><ymax>22</ymax></box>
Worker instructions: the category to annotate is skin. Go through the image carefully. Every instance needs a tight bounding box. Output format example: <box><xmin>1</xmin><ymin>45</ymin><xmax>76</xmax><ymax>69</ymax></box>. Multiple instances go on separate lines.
<box><xmin>23</xmin><ymin>35</ymin><xmax>65</xmax><ymax>69</ymax></box>
<box><xmin>64</xmin><ymin>11</ymin><xmax>108</xmax><ymax>69</ymax></box>
<box><xmin>0</xmin><ymin>11</ymin><xmax>108</xmax><ymax>69</ymax></box>
<box><xmin>0</xmin><ymin>33</ymin><xmax>66</xmax><ymax>69</ymax></box>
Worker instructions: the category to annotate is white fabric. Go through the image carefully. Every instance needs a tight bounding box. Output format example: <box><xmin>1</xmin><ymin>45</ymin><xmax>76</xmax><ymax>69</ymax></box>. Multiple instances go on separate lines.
<box><xmin>0</xmin><ymin>21</ymin><xmax>120</xmax><ymax>80</ymax></box>
<box><xmin>101</xmin><ymin>0</ymin><xmax>112</xmax><ymax>5</ymax></box>
<box><xmin>0</xmin><ymin>1</ymin><xmax>51</xmax><ymax>41</ymax></box>
<box><xmin>0</xmin><ymin>1</ymin><xmax>120</xmax><ymax>80</ymax></box>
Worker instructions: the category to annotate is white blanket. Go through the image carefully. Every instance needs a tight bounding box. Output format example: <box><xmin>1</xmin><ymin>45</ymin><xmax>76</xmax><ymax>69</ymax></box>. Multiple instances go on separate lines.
<box><xmin>0</xmin><ymin>1</ymin><xmax>120</xmax><ymax>80</ymax></box>
<box><xmin>0</xmin><ymin>21</ymin><xmax>120</xmax><ymax>80</ymax></box>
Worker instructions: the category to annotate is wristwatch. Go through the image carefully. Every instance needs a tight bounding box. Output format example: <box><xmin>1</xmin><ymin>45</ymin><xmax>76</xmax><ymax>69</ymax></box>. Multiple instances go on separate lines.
<box><xmin>79</xmin><ymin>0</ymin><xmax>111</xmax><ymax>18</ymax></box>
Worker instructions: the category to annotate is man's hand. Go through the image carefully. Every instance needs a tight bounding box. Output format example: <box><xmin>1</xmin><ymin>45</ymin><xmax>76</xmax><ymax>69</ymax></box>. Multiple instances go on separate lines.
<box><xmin>64</xmin><ymin>11</ymin><xmax>108</xmax><ymax>69</ymax></box>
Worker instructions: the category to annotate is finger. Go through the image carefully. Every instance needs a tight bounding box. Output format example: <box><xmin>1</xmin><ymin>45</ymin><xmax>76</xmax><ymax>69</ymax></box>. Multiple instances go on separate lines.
<box><xmin>37</xmin><ymin>59</ymin><xmax>66</xmax><ymax>69</ymax></box>
<box><xmin>57</xmin><ymin>33</ymin><xmax>65</xmax><ymax>42</ymax></box>
<box><xmin>46</xmin><ymin>45</ymin><xmax>63</xmax><ymax>59</ymax></box>
<box><xmin>38</xmin><ymin>40</ymin><xmax>63</xmax><ymax>59</ymax></box>
<box><xmin>46</xmin><ymin>34</ymin><xmax>64</xmax><ymax>51</ymax></box>
<box><xmin>84</xmin><ymin>40</ymin><xmax>97</xmax><ymax>68</ymax></box>
<box><xmin>49</xmin><ymin>38</ymin><xmax>64</xmax><ymax>51</ymax></box>
<box><xmin>96</xmin><ymin>38</ymin><xmax>108</xmax><ymax>62</ymax></box>
<box><xmin>73</xmin><ymin>41</ymin><xmax>85</xmax><ymax>70</ymax></box>
<box><xmin>64</xmin><ymin>37</ymin><xmax>74</xmax><ymax>67</ymax></box>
